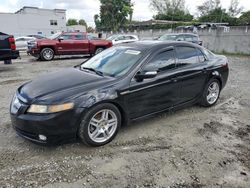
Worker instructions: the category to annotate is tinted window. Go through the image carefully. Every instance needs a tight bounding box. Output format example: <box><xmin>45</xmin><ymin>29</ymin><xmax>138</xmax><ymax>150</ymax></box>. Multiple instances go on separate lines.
<box><xmin>61</xmin><ymin>34</ymin><xmax>72</xmax><ymax>40</ymax></box>
<box><xmin>184</xmin><ymin>35</ymin><xmax>193</xmax><ymax>42</ymax></box>
<box><xmin>16</xmin><ymin>38</ymin><xmax>24</xmax><ymax>42</ymax></box>
<box><xmin>124</xmin><ymin>36</ymin><xmax>135</xmax><ymax>40</ymax></box>
<box><xmin>192</xmin><ymin>36</ymin><xmax>198</xmax><ymax>42</ymax></box>
<box><xmin>176</xmin><ymin>46</ymin><xmax>199</xmax><ymax>66</ymax></box>
<box><xmin>144</xmin><ymin>50</ymin><xmax>176</xmax><ymax>72</ymax></box>
<box><xmin>176</xmin><ymin>35</ymin><xmax>185</xmax><ymax>41</ymax></box>
<box><xmin>197</xmin><ymin>49</ymin><xmax>206</xmax><ymax>63</ymax></box>
<box><xmin>75</xmin><ymin>34</ymin><xmax>86</xmax><ymax>40</ymax></box>
<box><xmin>116</xmin><ymin>36</ymin><xmax>125</xmax><ymax>41</ymax></box>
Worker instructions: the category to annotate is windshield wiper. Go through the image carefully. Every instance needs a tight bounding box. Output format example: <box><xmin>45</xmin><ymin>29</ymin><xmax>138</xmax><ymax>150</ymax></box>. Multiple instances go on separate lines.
<box><xmin>81</xmin><ymin>67</ymin><xmax>104</xmax><ymax>76</ymax></box>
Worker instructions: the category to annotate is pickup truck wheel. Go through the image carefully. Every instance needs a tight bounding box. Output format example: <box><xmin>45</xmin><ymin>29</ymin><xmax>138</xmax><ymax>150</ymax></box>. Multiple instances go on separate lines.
<box><xmin>95</xmin><ymin>47</ymin><xmax>104</xmax><ymax>55</ymax></box>
<box><xmin>41</xmin><ymin>48</ymin><xmax>54</xmax><ymax>61</ymax></box>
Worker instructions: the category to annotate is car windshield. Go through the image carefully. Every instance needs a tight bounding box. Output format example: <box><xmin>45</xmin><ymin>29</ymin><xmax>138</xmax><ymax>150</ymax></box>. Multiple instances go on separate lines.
<box><xmin>158</xmin><ymin>34</ymin><xmax>177</xmax><ymax>41</ymax></box>
<box><xmin>48</xmin><ymin>32</ymin><xmax>62</xmax><ymax>40</ymax></box>
<box><xmin>81</xmin><ymin>47</ymin><xmax>143</xmax><ymax>77</ymax></box>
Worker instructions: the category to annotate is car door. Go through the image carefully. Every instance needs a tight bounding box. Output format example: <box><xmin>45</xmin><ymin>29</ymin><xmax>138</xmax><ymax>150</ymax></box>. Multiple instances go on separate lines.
<box><xmin>56</xmin><ymin>33</ymin><xmax>75</xmax><ymax>55</ymax></box>
<box><xmin>73</xmin><ymin>33</ymin><xmax>89</xmax><ymax>54</ymax></box>
<box><xmin>175</xmin><ymin>45</ymin><xmax>208</xmax><ymax>103</ymax></box>
<box><xmin>123</xmin><ymin>48</ymin><xmax>181</xmax><ymax>119</ymax></box>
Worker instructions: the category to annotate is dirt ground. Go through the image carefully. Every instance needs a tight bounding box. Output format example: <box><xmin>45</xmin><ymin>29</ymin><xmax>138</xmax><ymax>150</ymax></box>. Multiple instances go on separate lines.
<box><xmin>0</xmin><ymin>53</ymin><xmax>249</xmax><ymax>188</ymax></box>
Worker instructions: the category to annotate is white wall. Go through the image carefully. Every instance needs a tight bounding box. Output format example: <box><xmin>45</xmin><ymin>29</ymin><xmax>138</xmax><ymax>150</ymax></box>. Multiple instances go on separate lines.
<box><xmin>0</xmin><ymin>7</ymin><xmax>66</xmax><ymax>37</ymax></box>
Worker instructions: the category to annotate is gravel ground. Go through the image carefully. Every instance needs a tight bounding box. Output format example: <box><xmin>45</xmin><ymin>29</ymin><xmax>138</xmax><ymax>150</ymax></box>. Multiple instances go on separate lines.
<box><xmin>0</xmin><ymin>53</ymin><xmax>249</xmax><ymax>188</ymax></box>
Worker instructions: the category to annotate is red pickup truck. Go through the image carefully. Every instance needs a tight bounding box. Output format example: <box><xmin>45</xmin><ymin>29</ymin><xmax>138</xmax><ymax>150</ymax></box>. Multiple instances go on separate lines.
<box><xmin>27</xmin><ymin>32</ymin><xmax>112</xmax><ymax>61</ymax></box>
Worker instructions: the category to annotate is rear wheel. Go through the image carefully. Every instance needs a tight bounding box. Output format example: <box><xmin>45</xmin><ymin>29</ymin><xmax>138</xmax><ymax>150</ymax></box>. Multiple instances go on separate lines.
<box><xmin>200</xmin><ymin>79</ymin><xmax>221</xmax><ymax>107</ymax></box>
<box><xmin>78</xmin><ymin>103</ymin><xmax>121</xmax><ymax>146</ymax></box>
<box><xmin>40</xmin><ymin>48</ymin><xmax>54</xmax><ymax>61</ymax></box>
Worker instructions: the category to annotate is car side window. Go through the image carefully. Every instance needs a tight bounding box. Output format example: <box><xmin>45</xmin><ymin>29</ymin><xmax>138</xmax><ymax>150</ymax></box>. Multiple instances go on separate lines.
<box><xmin>192</xmin><ymin>36</ymin><xmax>198</xmax><ymax>42</ymax></box>
<box><xmin>184</xmin><ymin>35</ymin><xmax>193</xmax><ymax>42</ymax></box>
<box><xmin>60</xmin><ymin>34</ymin><xmax>72</xmax><ymax>40</ymax></box>
<box><xmin>197</xmin><ymin>49</ymin><xmax>206</xmax><ymax>63</ymax></box>
<box><xmin>16</xmin><ymin>38</ymin><xmax>23</xmax><ymax>42</ymax></box>
<box><xmin>176</xmin><ymin>35</ymin><xmax>184</xmax><ymax>41</ymax></box>
<box><xmin>75</xmin><ymin>34</ymin><xmax>86</xmax><ymax>40</ymax></box>
<box><xmin>144</xmin><ymin>50</ymin><xmax>176</xmax><ymax>72</ymax></box>
<box><xmin>116</xmin><ymin>36</ymin><xmax>125</xmax><ymax>41</ymax></box>
<box><xmin>176</xmin><ymin>46</ymin><xmax>199</xmax><ymax>66</ymax></box>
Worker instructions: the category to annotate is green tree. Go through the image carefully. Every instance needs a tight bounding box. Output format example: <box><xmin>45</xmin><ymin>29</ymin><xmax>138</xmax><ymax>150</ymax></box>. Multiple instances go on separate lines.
<box><xmin>199</xmin><ymin>8</ymin><xmax>237</xmax><ymax>25</ymax></box>
<box><xmin>197</xmin><ymin>0</ymin><xmax>221</xmax><ymax>16</ymax></box>
<box><xmin>238</xmin><ymin>11</ymin><xmax>250</xmax><ymax>25</ymax></box>
<box><xmin>78</xmin><ymin>19</ymin><xmax>88</xmax><ymax>28</ymax></box>
<box><xmin>94</xmin><ymin>14</ymin><xmax>102</xmax><ymax>31</ymax></box>
<box><xmin>150</xmin><ymin>0</ymin><xmax>185</xmax><ymax>14</ymax></box>
<box><xmin>150</xmin><ymin>0</ymin><xmax>193</xmax><ymax>22</ymax></box>
<box><xmin>87</xmin><ymin>26</ymin><xmax>95</xmax><ymax>33</ymax></box>
<box><xmin>96</xmin><ymin>0</ymin><xmax>134</xmax><ymax>31</ymax></box>
<box><xmin>66</xmin><ymin>18</ymin><xmax>78</xmax><ymax>26</ymax></box>
<box><xmin>228</xmin><ymin>0</ymin><xmax>243</xmax><ymax>17</ymax></box>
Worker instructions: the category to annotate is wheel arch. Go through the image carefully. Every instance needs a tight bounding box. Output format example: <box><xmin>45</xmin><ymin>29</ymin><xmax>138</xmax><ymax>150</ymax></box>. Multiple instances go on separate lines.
<box><xmin>208</xmin><ymin>70</ymin><xmax>223</xmax><ymax>89</ymax></box>
<box><xmin>40</xmin><ymin>46</ymin><xmax>56</xmax><ymax>53</ymax></box>
<box><xmin>79</xmin><ymin>99</ymin><xmax>129</xmax><ymax>128</ymax></box>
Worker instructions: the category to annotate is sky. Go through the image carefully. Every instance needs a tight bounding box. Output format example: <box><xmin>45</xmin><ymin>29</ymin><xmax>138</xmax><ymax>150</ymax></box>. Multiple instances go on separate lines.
<box><xmin>0</xmin><ymin>0</ymin><xmax>249</xmax><ymax>27</ymax></box>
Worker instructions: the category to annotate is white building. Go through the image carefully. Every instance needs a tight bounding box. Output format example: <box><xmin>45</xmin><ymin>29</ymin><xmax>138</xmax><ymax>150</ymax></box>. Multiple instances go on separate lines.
<box><xmin>0</xmin><ymin>6</ymin><xmax>67</xmax><ymax>37</ymax></box>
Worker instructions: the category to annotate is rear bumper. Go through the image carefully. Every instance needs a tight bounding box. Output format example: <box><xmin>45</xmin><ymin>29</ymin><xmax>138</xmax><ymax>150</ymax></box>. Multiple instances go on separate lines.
<box><xmin>0</xmin><ymin>50</ymin><xmax>19</xmax><ymax>60</ymax></box>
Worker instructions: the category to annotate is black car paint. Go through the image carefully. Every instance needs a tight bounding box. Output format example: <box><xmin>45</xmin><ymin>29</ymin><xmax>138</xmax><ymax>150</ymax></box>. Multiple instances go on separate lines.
<box><xmin>0</xmin><ymin>32</ymin><xmax>19</xmax><ymax>61</ymax></box>
<box><xmin>10</xmin><ymin>41</ymin><xmax>229</xmax><ymax>144</ymax></box>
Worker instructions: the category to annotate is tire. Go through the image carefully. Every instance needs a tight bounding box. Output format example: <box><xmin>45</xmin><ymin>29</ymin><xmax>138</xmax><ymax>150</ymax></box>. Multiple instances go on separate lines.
<box><xmin>78</xmin><ymin>103</ymin><xmax>121</xmax><ymax>146</ymax></box>
<box><xmin>200</xmin><ymin>79</ymin><xmax>221</xmax><ymax>107</ymax></box>
<box><xmin>95</xmin><ymin>47</ymin><xmax>104</xmax><ymax>55</ymax></box>
<box><xmin>40</xmin><ymin>48</ymin><xmax>54</xmax><ymax>61</ymax></box>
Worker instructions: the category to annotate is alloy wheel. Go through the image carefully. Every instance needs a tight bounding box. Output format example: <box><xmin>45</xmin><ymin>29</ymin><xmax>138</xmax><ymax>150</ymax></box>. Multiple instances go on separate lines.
<box><xmin>88</xmin><ymin>109</ymin><xmax>118</xmax><ymax>143</ymax></box>
<box><xmin>43</xmin><ymin>49</ymin><xmax>53</xmax><ymax>60</ymax></box>
<box><xmin>206</xmin><ymin>82</ymin><xmax>220</xmax><ymax>105</ymax></box>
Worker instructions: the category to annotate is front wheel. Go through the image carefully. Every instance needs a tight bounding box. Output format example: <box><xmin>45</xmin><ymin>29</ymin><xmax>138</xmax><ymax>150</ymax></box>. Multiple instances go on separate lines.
<box><xmin>94</xmin><ymin>47</ymin><xmax>104</xmax><ymax>55</ymax></box>
<box><xmin>200</xmin><ymin>79</ymin><xmax>221</xmax><ymax>107</ymax></box>
<box><xmin>40</xmin><ymin>48</ymin><xmax>54</xmax><ymax>61</ymax></box>
<box><xmin>78</xmin><ymin>103</ymin><xmax>121</xmax><ymax>146</ymax></box>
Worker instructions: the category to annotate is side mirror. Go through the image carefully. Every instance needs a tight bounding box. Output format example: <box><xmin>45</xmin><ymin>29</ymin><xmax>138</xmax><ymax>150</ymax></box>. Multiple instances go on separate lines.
<box><xmin>135</xmin><ymin>70</ymin><xmax>158</xmax><ymax>82</ymax></box>
<box><xmin>58</xmin><ymin>36</ymin><xmax>64</xmax><ymax>41</ymax></box>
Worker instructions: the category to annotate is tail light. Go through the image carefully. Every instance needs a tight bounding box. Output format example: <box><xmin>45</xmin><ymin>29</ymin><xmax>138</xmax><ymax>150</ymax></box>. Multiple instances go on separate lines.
<box><xmin>9</xmin><ymin>36</ymin><xmax>16</xmax><ymax>50</ymax></box>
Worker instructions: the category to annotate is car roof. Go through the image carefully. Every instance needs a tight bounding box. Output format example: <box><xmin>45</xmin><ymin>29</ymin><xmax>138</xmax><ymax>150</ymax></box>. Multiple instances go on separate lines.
<box><xmin>118</xmin><ymin>41</ymin><xmax>200</xmax><ymax>52</ymax></box>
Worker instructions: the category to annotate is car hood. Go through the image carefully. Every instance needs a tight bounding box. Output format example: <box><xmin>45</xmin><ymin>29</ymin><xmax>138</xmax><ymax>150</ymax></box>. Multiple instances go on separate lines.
<box><xmin>19</xmin><ymin>68</ymin><xmax>114</xmax><ymax>103</ymax></box>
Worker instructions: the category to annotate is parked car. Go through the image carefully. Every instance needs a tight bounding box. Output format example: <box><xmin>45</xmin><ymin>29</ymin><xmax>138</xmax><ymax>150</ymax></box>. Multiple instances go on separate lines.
<box><xmin>0</xmin><ymin>32</ymin><xmax>19</xmax><ymax>62</ymax></box>
<box><xmin>15</xmin><ymin>36</ymin><xmax>36</xmax><ymax>51</ymax></box>
<box><xmin>107</xmin><ymin>34</ymin><xmax>139</xmax><ymax>45</ymax></box>
<box><xmin>158</xmin><ymin>33</ymin><xmax>203</xmax><ymax>46</ymax></box>
<box><xmin>10</xmin><ymin>41</ymin><xmax>229</xmax><ymax>146</ymax></box>
<box><xmin>27</xmin><ymin>32</ymin><xmax>113</xmax><ymax>61</ymax></box>
<box><xmin>26</xmin><ymin>34</ymin><xmax>47</xmax><ymax>39</ymax></box>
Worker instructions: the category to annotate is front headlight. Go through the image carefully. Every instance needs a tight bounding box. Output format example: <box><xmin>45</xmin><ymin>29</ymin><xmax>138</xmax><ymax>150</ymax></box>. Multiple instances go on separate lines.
<box><xmin>27</xmin><ymin>103</ymin><xmax>74</xmax><ymax>113</ymax></box>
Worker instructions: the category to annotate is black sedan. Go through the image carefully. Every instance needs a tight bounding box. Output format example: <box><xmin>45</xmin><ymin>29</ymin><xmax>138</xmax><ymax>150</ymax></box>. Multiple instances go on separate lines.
<box><xmin>10</xmin><ymin>41</ymin><xmax>229</xmax><ymax>146</ymax></box>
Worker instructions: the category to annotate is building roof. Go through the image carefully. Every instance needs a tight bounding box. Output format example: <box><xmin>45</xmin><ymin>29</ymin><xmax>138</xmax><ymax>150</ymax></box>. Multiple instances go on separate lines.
<box><xmin>15</xmin><ymin>6</ymin><xmax>66</xmax><ymax>14</ymax></box>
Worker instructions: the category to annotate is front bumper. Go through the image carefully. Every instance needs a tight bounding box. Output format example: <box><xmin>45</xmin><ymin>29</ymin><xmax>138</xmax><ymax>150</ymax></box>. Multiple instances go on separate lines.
<box><xmin>27</xmin><ymin>47</ymin><xmax>40</xmax><ymax>57</ymax></box>
<box><xmin>10</xmin><ymin>97</ymin><xmax>84</xmax><ymax>145</ymax></box>
<box><xmin>11</xmin><ymin>112</ymin><xmax>78</xmax><ymax>145</ymax></box>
